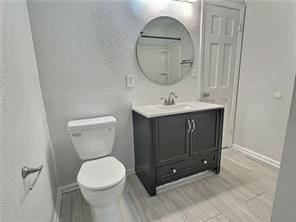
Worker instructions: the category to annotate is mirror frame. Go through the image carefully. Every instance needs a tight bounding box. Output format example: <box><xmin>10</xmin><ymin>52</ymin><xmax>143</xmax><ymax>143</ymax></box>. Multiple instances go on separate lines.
<box><xmin>136</xmin><ymin>16</ymin><xmax>195</xmax><ymax>86</ymax></box>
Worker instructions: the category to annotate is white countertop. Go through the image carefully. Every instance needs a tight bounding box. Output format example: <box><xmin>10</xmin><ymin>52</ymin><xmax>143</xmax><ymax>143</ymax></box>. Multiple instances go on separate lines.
<box><xmin>132</xmin><ymin>101</ymin><xmax>224</xmax><ymax>118</ymax></box>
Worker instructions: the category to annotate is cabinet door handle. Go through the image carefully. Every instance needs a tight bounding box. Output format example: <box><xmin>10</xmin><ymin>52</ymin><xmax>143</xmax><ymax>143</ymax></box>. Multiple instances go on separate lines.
<box><xmin>171</xmin><ymin>168</ymin><xmax>177</xmax><ymax>174</ymax></box>
<box><xmin>186</xmin><ymin>120</ymin><xmax>192</xmax><ymax>134</ymax></box>
<box><xmin>191</xmin><ymin>119</ymin><xmax>196</xmax><ymax>133</ymax></box>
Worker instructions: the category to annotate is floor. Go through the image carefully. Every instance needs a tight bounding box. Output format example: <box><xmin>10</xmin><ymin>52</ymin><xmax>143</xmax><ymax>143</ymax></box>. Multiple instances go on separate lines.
<box><xmin>59</xmin><ymin>148</ymin><xmax>279</xmax><ymax>222</ymax></box>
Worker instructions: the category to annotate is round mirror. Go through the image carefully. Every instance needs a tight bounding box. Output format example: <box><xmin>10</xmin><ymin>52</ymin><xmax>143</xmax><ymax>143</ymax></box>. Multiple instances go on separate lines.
<box><xmin>136</xmin><ymin>17</ymin><xmax>194</xmax><ymax>85</ymax></box>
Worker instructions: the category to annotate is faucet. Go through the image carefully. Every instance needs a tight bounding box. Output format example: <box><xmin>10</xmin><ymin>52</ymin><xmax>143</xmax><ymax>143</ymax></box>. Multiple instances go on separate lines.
<box><xmin>161</xmin><ymin>92</ymin><xmax>178</xmax><ymax>105</ymax></box>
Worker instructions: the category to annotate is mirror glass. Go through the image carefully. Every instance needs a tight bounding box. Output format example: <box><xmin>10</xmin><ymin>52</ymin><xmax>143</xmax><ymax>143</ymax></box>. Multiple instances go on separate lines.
<box><xmin>136</xmin><ymin>17</ymin><xmax>194</xmax><ymax>85</ymax></box>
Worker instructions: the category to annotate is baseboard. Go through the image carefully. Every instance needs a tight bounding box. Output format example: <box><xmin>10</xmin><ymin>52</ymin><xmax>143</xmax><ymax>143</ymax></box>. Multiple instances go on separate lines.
<box><xmin>232</xmin><ymin>144</ymin><xmax>280</xmax><ymax>168</ymax></box>
<box><xmin>59</xmin><ymin>182</ymin><xmax>80</xmax><ymax>194</ymax></box>
<box><xmin>52</xmin><ymin>212</ymin><xmax>59</xmax><ymax>222</ymax></box>
<box><xmin>52</xmin><ymin>182</ymin><xmax>80</xmax><ymax>222</ymax></box>
<box><xmin>52</xmin><ymin>190</ymin><xmax>62</xmax><ymax>222</ymax></box>
<box><xmin>126</xmin><ymin>168</ymin><xmax>135</xmax><ymax>176</ymax></box>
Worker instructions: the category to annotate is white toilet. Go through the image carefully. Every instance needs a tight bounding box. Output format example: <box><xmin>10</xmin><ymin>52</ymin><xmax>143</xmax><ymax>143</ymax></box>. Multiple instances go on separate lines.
<box><xmin>67</xmin><ymin>116</ymin><xmax>126</xmax><ymax>222</ymax></box>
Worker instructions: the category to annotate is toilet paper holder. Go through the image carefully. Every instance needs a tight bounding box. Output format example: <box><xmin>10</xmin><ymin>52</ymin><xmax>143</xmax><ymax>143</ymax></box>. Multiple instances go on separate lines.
<box><xmin>22</xmin><ymin>165</ymin><xmax>43</xmax><ymax>191</ymax></box>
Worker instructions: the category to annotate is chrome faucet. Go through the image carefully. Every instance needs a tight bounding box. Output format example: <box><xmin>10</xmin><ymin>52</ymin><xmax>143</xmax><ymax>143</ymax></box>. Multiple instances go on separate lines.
<box><xmin>161</xmin><ymin>92</ymin><xmax>178</xmax><ymax>105</ymax></box>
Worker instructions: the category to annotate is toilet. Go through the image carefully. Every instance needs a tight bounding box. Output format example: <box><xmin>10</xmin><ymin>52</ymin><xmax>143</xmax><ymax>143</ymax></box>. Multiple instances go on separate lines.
<box><xmin>67</xmin><ymin>116</ymin><xmax>126</xmax><ymax>222</ymax></box>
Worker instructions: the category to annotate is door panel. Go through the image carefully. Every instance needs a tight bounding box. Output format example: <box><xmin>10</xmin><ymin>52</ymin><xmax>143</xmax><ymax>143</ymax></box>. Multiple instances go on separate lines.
<box><xmin>208</xmin><ymin>42</ymin><xmax>220</xmax><ymax>88</ymax></box>
<box><xmin>202</xmin><ymin>4</ymin><xmax>241</xmax><ymax>148</ymax></box>
<box><xmin>191</xmin><ymin>111</ymin><xmax>218</xmax><ymax>155</ymax></box>
<box><xmin>211</xmin><ymin>15</ymin><xmax>221</xmax><ymax>34</ymax></box>
<box><xmin>155</xmin><ymin>114</ymin><xmax>190</xmax><ymax>166</ymax></box>
<box><xmin>221</xmin><ymin>43</ymin><xmax>232</xmax><ymax>87</ymax></box>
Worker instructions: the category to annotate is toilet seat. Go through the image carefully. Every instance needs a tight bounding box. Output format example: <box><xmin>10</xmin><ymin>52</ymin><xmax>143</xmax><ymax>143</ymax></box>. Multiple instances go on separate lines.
<box><xmin>77</xmin><ymin>156</ymin><xmax>126</xmax><ymax>191</ymax></box>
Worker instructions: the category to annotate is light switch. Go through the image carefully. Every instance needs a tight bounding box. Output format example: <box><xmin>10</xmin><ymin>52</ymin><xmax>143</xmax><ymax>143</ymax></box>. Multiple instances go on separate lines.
<box><xmin>126</xmin><ymin>75</ymin><xmax>135</xmax><ymax>88</ymax></box>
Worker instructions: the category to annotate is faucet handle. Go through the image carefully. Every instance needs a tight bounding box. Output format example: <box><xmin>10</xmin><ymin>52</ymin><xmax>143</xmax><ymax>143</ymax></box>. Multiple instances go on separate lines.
<box><xmin>171</xmin><ymin>98</ymin><xmax>176</xmax><ymax>105</ymax></box>
<box><xmin>160</xmin><ymin>97</ymin><xmax>168</xmax><ymax>105</ymax></box>
<box><xmin>169</xmin><ymin>92</ymin><xmax>178</xmax><ymax>98</ymax></box>
<box><xmin>167</xmin><ymin>92</ymin><xmax>178</xmax><ymax>105</ymax></box>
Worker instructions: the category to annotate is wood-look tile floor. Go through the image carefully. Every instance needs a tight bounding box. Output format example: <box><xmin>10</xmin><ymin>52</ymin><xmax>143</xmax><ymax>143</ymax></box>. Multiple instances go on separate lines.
<box><xmin>59</xmin><ymin>148</ymin><xmax>279</xmax><ymax>222</ymax></box>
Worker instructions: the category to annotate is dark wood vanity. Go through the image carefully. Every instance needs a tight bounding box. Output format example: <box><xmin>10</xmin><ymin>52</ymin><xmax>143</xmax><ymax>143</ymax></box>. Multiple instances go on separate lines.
<box><xmin>133</xmin><ymin>107</ymin><xmax>224</xmax><ymax>196</ymax></box>
<box><xmin>134</xmin><ymin>16</ymin><xmax>224</xmax><ymax>196</ymax></box>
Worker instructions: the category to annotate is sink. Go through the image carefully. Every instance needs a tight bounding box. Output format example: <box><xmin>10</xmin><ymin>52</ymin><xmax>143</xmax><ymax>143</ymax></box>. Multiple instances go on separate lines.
<box><xmin>156</xmin><ymin>103</ymin><xmax>194</xmax><ymax>111</ymax></box>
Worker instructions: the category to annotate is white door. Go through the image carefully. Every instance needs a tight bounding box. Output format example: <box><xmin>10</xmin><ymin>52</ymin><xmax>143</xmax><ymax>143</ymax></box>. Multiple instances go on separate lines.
<box><xmin>201</xmin><ymin>2</ymin><xmax>244</xmax><ymax>148</ymax></box>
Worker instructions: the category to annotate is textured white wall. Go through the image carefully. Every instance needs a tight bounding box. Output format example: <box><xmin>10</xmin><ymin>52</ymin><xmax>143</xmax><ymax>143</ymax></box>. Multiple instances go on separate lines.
<box><xmin>234</xmin><ymin>0</ymin><xmax>296</xmax><ymax>161</ymax></box>
<box><xmin>27</xmin><ymin>0</ymin><xmax>201</xmax><ymax>186</ymax></box>
<box><xmin>0</xmin><ymin>1</ymin><xmax>58</xmax><ymax>221</ymax></box>
<box><xmin>272</xmin><ymin>78</ymin><xmax>296</xmax><ymax>221</ymax></box>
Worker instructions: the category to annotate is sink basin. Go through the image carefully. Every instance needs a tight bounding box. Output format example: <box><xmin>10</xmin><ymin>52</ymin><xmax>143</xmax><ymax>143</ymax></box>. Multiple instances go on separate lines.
<box><xmin>156</xmin><ymin>103</ymin><xmax>194</xmax><ymax>111</ymax></box>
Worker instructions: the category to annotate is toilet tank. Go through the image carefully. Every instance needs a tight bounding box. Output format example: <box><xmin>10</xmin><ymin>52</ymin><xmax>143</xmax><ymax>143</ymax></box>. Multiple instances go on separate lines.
<box><xmin>67</xmin><ymin>116</ymin><xmax>116</xmax><ymax>160</ymax></box>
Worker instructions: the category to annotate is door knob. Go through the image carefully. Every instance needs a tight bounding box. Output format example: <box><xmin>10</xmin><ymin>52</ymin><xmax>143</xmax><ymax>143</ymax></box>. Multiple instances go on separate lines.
<box><xmin>203</xmin><ymin>92</ymin><xmax>210</xmax><ymax>97</ymax></box>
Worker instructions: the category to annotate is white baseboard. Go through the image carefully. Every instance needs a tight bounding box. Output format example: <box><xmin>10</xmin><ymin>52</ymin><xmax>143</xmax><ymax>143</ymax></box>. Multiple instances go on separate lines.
<box><xmin>59</xmin><ymin>182</ymin><xmax>80</xmax><ymax>194</ymax></box>
<box><xmin>126</xmin><ymin>168</ymin><xmax>135</xmax><ymax>176</ymax></box>
<box><xmin>52</xmin><ymin>190</ymin><xmax>62</xmax><ymax>222</ymax></box>
<box><xmin>232</xmin><ymin>143</ymin><xmax>280</xmax><ymax>168</ymax></box>
<box><xmin>52</xmin><ymin>212</ymin><xmax>59</xmax><ymax>222</ymax></box>
<box><xmin>53</xmin><ymin>182</ymin><xmax>80</xmax><ymax>222</ymax></box>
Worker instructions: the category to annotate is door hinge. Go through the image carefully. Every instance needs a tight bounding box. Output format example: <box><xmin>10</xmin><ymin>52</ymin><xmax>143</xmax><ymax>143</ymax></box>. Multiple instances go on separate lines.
<box><xmin>238</xmin><ymin>23</ymin><xmax>244</xmax><ymax>33</ymax></box>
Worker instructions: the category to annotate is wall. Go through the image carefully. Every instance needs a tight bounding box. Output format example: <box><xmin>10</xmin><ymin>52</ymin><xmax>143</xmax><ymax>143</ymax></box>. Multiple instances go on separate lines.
<box><xmin>233</xmin><ymin>0</ymin><xmax>296</xmax><ymax>162</ymax></box>
<box><xmin>271</xmin><ymin>77</ymin><xmax>296</xmax><ymax>221</ymax></box>
<box><xmin>27</xmin><ymin>0</ymin><xmax>201</xmax><ymax>187</ymax></box>
<box><xmin>0</xmin><ymin>1</ymin><xmax>58</xmax><ymax>221</ymax></box>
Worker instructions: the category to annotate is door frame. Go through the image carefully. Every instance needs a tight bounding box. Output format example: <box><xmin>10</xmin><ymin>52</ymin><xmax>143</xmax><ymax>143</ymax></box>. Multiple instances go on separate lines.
<box><xmin>199</xmin><ymin>0</ymin><xmax>245</xmax><ymax>147</ymax></box>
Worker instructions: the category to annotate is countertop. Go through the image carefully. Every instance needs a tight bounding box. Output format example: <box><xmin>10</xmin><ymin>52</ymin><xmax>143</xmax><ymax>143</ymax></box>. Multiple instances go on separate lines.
<box><xmin>132</xmin><ymin>101</ymin><xmax>224</xmax><ymax>118</ymax></box>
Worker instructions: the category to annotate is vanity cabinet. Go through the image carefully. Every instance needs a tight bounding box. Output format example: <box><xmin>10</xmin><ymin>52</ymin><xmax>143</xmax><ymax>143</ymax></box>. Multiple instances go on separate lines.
<box><xmin>133</xmin><ymin>108</ymin><xmax>224</xmax><ymax>196</ymax></box>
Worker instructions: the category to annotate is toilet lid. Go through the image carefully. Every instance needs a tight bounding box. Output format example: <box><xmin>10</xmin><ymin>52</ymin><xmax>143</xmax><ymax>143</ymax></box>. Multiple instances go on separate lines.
<box><xmin>77</xmin><ymin>156</ymin><xmax>126</xmax><ymax>191</ymax></box>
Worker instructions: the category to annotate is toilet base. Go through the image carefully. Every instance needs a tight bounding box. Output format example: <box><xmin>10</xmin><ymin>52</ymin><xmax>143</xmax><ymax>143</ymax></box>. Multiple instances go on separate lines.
<box><xmin>92</xmin><ymin>202</ymin><xmax>123</xmax><ymax>222</ymax></box>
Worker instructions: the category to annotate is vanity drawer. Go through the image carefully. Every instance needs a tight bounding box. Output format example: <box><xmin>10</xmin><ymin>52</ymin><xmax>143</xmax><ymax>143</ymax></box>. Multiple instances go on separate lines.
<box><xmin>157</xmin><ymin>151</ymin><xmax>217</xmax><ymax>182</ymax></box>
<box><xmin>196</xmin><ymin>150</ymin><xmax>218</xmax><ymax>166</ymax></box>
<box><xmin>157</xmin><ymin>159</ymin><xmax>195</xmax><ymax>180</ymax></box>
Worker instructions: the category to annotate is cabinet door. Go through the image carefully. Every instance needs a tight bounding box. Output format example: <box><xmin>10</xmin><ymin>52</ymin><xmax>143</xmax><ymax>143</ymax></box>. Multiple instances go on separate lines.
<box><xmin>155</xmin><ymin>114</ymin><xmax>190</xmax><ymax>166</ymax></box>
<box><xmin>191</xmin><ymin>110</ymin><xmax>218</xmax><ymax>155</ymax></box>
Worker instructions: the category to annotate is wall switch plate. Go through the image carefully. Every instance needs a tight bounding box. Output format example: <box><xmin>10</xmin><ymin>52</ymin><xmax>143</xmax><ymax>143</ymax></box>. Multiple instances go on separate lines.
<box><xmin>126</xmin><ymin>75</ymin><xmax>135</xmax><ymax>88</ymax></box>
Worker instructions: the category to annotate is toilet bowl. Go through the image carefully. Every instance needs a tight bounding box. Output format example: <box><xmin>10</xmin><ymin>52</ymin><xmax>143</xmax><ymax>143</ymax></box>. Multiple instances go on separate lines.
<box><xmin>67</xmin><ymin>116</ymin><xmax>126</xmax><ymax>222</ymax></box>
<box><xmin>78</xmin><ymin>156</ymin><xmax>126</xmax><ymax>221</ymax></box>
